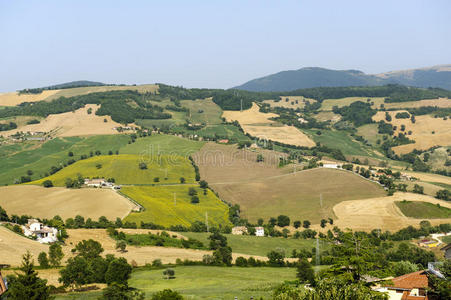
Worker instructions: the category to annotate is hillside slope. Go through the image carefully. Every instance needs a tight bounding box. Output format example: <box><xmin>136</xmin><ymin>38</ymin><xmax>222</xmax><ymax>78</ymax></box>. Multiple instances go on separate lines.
<box><xmin>235</xmin><ymin>65</ymin><xmax>451</xmax><ymax>92</ymax></box>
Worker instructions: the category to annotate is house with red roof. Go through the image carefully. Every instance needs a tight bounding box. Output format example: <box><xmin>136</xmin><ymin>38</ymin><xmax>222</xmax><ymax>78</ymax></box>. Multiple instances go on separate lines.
<box><xmin>374</xmin><ymin>270</ymin><xmax>429</xmax><ymax>300</ymax></box>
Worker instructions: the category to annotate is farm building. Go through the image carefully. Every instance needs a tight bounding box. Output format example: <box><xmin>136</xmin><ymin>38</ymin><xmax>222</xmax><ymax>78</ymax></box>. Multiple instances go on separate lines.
<box><xmin>418</xmin><ymin>239</ymin><xmax>439</xmax><ymax>248</ymax></box>
<box><xmin>84</xmin><ymin>178</ymin><xmax>115</xmax><ymax>188</ymax></box>
<box><xmin>231</xmin><ymin>226</ymin><xmax>248</xmax><ymax>235</ymax></box>
<box><xmin>322</xmin><ymin>163</ymin><xmax>341</xmax><ymax>169</ymax></box>
<box><xmin>22</xmin><ymin>219</ymin><xmax>58</xmax><ymax>243</ymax></box>
<box><xmin>374</xmin><ymin>270</ymin><xmax>429</xmax><ymax>300</ymax></box>
<box><xmin>218</xmin><ymin>139</ymin><xmax>229</xmax><ymax>144</ymax></box>
<box><xmin>255</xmin><ymin>227</ymin><xmax>264</xmax><ymax>237</ymax></box>
<box><xmin>441</xmin><ymin>243</ymin><xmax>451</xmax><ymax>259</ymax></box>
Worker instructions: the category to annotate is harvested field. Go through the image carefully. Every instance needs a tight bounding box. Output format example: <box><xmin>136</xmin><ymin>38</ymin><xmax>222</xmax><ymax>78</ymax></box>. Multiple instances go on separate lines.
<box><xmin>313</xmin><ymin>111</ymin><xmax>341</xmax><ymax>122</ymax></box>
<box><xmin>0</xmin><ymin>185</ymin><xmax>136</xmax><ymax>220</ymax></box>
<box><xmin>193</xmin><ymin>142</ymin><xmax>288</xmax><ymax>183</ymax></box>
<box><xmin>2</xmin><ymin>268</ymin><xmax>63</xmax><ymax>287</ymax></box>
<box><xmin>384</xmin><ymin>98</ymin><xmax>451</xmax><ymax>109</ymax></box>
<box><xmin>1</xmin><ymin>104</ymin><xmax>124</xmax><ymax>137</ymax></box>
<box><xmin>44</xmin><ymin>84</ymin><xmax>159</xmax><ymax>101</ymax></box>
<box><xmin>333</xmin><ymin>192</ymin><xmax>451</xmax><ymax>231</ymax></box>
<box><xmin>0</xmin><ymin>225</ymin><xmax>49</xmax><ymax>267</ymax></box>
<box><xmin>223</xmin><ymin>103</ymin><xmax>315</xmax><ymax>147</ymax></box>
<box><xmin>0</xmin><ymin>90</ymin><xmax>60</xmax><ymax>106</ymax></box>
<box><xmin>401</xmin><ymin>171</ymin><xmax>451</xmax><ymax>186</ymax></box>
<box><xmin>320</xmin><ymin>97</ymin><xmax>385</xmax><ymax>111</ymax></box>
<box><xmin>222</xmin><ymin>102</ymin><xmax>277</xmax><ymax>125</ymax></box>
<box><xmin>373</xmin><ymin>111</ymin><xmax>451</xmax><ymax>154</ymax></box>
<box><xmin>202</xmin><ymin>166</ymin><xmax>385</xmax><ymax>224</ymax></box>
<box><xmin>263</xmin><ymin>96</ymin><xmax>317</xmax><ymax>109</ymax></box>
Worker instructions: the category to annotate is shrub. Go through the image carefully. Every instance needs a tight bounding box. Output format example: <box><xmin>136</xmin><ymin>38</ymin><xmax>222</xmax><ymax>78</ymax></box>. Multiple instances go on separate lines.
<box><xmin>42</xmin><ymin>180</ymin><xmax>53</xmax><ymax>188</ymax></box>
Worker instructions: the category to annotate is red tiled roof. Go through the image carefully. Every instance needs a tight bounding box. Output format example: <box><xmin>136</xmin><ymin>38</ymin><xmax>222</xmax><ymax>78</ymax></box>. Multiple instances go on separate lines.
<box><xmin>390</xmin><ymin>270</ymin><xmax>429</xmax><ymax>290</ymax></box>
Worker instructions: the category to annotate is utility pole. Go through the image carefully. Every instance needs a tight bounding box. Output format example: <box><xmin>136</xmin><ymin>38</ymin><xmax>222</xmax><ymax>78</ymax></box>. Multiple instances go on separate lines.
<box><xmin>240</xmin><ymin>98</ymin><xmax>243</xmax><ymax>112</ymax></box>
<box><xmin>174</xmin><ymin>192</ymin><xmax>176</xmax><ymax>206</ymax></box>
<box><xmin>205</xmin><ymin>212</ymin><xmax>209</xmax><ymax>232</ymax></box>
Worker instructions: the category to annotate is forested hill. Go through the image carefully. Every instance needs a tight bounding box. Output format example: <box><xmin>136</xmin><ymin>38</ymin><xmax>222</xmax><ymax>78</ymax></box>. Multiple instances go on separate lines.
<box><xmin>235</xmin><ymin>65</ymin><xmax>451</xmax><ymax>92</ymax></box>
<box><xmin>18</xmin><ymin>80</ymin><xmax>107</xmax><ymax>94</ymax></box>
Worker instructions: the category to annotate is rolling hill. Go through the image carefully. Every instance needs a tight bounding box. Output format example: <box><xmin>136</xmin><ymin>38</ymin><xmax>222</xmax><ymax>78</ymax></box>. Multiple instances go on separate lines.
<box><xmin>235</xmin><ymin>65</ymin><xmax>451</xmax><ymax>92</ymax></box>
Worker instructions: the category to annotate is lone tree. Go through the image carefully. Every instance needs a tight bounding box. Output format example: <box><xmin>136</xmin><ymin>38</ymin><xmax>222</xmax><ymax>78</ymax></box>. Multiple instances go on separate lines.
<box><xmin>277</xmin><ymin>215</ymin><xmax>290</xmax><ymax>227</ymax></box>
<box><xmin>6</xmin><ymin>252</ymin><xmax>52</xmax><ymax>300</ymax></box>
<box><xmin>116</xmin><ymin>240</ymin><xmax>127</xmax><ymax>253</ymax></box>
<box><xmin>293</xmin><ymin>220</ymin><xmax>301</xmax><ymax>229</ymax></box>
<box><xmin>38</xmin><ymin>252</ymin><xmax>50</xmax><ymax>269</ymax></box>
<box><xmin>139</xmin><ymin>162</ymin><xmax>147</xmax><ymax>170</ymax></box>
<box><xmin>163</xmin><ymin>268</ymin><xmax>175</xmax><ymax>279</ymax></box>
<box><xmin>303</xmin><ymin>220</ymin><xmax>311</xmax><ymax>228</ymax></box>
<box><xmin>42</xmin><ymin>180</ymin><xmax>53</xmax><ymax>188</ymax></box>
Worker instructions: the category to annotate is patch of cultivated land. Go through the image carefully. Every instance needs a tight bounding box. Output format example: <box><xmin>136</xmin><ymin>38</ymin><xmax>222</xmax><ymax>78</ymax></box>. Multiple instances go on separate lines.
<box><xmin>373</xmin><ymin>110</ymin><xmax>451</xmax><ymax>154</ymax></box>
<box><xmin>193</xmin><ymin>143</ymin><xmax>288</xmax><ymax>183</ymax></box>
<box><xmin>263</xmin><ymin>95</ymin><xmax>317</xmax><ymax>109</ymax></box>
<box><xmin>0</xmin><ymin>225</ymin><xmax>49</xmax><ymax>266</ymax></box>
<box><xmin>1</xmin><ymin>104</ymin><xmax>124</xmax><ymax>137</ymax></box>
<box><xmin>195</xmin><ymin>144</ymin><xmax>385</xmax><ymax>224</ymax></box>
<box><xmin>333</xmin><ymin>192</ymin><xmax>451</xmax><ymax>231</ymax></box>
<box><xmin>43</xmin><ymin>84</ymin><xmax>159</xmax><ymax>101</ymax></box>
<box><xmin>122</xmin><ymin>185</ymin><xmax>231</xmax><ymax>228</ymax></box>
<box><xmin>54</xmin><ymin>266</ymin><xmax>296</xmax><ymax>299</ymax></box>
<box><xmin>0</xmin><ymin>90</ymin><xmax>61</xmax><ymax>106</ymax></box>
<box><xmin>384</xmin><ymin>98</ymin><xmax>451</xmax><ymax>109</ymax></box>
<box><xmin>128</xmin><ymin>266</ymin><xmax>296</xmax><ymax>299</ymax></box>
<box><xmin>120</xmin><ymin>134</ymin><xmax>205</xmax><ymax>157</ymax></box>
<box><xmin>222</xmin><ymin>103</ymin><xmax>315</xmax><ymax>147</ymax></box>
<box><xmin>181</xmin><ymin>98</ymin><xmax>223</xmax><ymax>125</ymax></box>
<box><xmin>0</xmin><ymin>135</ymin><xmax>131</xmax><ymax>185</ymax></box>
<box><xmin>0</xmin><ymin>185</ymin><xmax>136</xmax><ymax>220</ymax></box>
<box><xmin>30</xmin><ymin>154</ymin><xmax>196</xmax><ymax>186</ymax></box>
<box><xmin>320</xmin><ymin>97</ymin><xmax>385</xmax><ymax>111</ymax></box>
<box><xmin>395</xmin><ymin>200</ymin><xmax>451</xmax><ymax>219</ymax></box>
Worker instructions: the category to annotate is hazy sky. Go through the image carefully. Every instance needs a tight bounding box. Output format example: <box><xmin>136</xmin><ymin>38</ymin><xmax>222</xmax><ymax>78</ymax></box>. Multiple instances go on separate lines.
<box><xmin>1</xmin><ymin>0</ymin><xmax>450</xmax><ymax>92</ymax></box>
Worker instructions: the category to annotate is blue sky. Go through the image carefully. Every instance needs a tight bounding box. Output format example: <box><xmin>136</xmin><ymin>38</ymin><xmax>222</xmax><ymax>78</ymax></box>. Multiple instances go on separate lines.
<box><xmin>0</xmin><ymin>0</ymin><xmax>450</xmax><ymax>91</ymax></box>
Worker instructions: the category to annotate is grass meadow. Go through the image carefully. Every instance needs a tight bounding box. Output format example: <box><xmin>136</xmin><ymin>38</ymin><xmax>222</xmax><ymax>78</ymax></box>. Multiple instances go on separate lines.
<box><xmin>182</xmin><ymin>232</ymin><xmax>326</xmax><ymax>257</ymax></box>
<box><xmin>55</xmin><ymin>266</ymin><xmax>297</xmax><ymax>300</ymax></box>
<box><xmin>30</xmin><ymin>154</ymin><xmax>196</xmax><ymax>186</ymax></box>
<box><xmin>395</xmin><ymin>200</ymin><xmax>451</xmax><ymax>219</ymax></box>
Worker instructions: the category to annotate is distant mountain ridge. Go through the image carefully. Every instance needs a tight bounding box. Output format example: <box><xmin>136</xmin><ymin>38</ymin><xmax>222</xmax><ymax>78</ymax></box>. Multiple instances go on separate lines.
<box><xmin>234</xmin><ymin>65</ymin><xmax>451</xmax><ymax>92</ymax></box>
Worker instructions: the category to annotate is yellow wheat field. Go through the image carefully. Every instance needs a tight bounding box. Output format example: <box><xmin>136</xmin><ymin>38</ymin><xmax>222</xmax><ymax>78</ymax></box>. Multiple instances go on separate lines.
<box><xmin>222</xmin><ymin>103</ymin><xmax>315</xmax><ymax>147</ymax></box>
<box><xmin>0</xmin><ymin>104</ymin><xmax>126</xmax><ymax>137</ymax></box>
<box><xmin>373</xmin><ymin>110</ymin><xmax>451</xmax><ymax>154</ymax></box>
<box><xmin>333</xmin><ymin>192</ymin><xmax>451</xmax><ymax>231</ymax></box>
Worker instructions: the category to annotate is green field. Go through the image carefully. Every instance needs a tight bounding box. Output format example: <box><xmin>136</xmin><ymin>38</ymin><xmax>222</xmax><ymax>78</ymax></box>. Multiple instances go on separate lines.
<box><xmin>55</xmin><ymin>266</ymin><xmax>296</xmax><ymax>300</ymax></box>
<box><xmin>181</xmin><ymin>98</ymin><xmax>223</xmax><ymax>125</ymax></box>
<box><xmin>182</xmin><ymin>232</ymin><xmax>325</xmax><ymax>257</ymax></box>
<box><xmin>357</xmin><ymin>123</ymin><xmax>385</xmax><ymax>146</ymax></box>
<box><xmin>120</xmin><ymin>134</ymin><xmax>204</xmax><ymax>157</ymax></box>
<box><xmin>30</xmin><ymin>154</ymin><xmax>196</xmax><ymax>186</ymax></box>
<box><xmin>442</xmin><ymin>235</ymin><xmax>451</xmax><ymax>244</ymax></box>
<box><xmin>395</xmin><ymin>201</ymin><xmax>451</xmax><ymax>219</ymax></box>
<box><xmin>122</xmin><ymin>185</ymin><xmax>231</xmax><ymax>228</ymax></box>
<box><xmin>0</xmin><ymin>135</ymin><xmax>131</xmax><ymax>185</ymax></box>
<box><xmin>304</xmin><ymin>129</ymin><xmax>376</xmax><ymax>157</ymax></box>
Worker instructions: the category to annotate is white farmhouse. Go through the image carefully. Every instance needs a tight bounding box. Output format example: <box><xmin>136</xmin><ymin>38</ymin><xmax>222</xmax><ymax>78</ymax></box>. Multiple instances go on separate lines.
<box><xmin>22</xmin><ymin>219</ymin><xmax>58</xmax><ymax>243</ymax></box>
<box><xmin>255</xmin><ymin>227</ymin><xmax>265</xmax><ymax>237</ymax></box>
<box><xmin>322</xmin><ymin>163</ymin><xmax>341</xmax><ymax>169</ymax></box>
